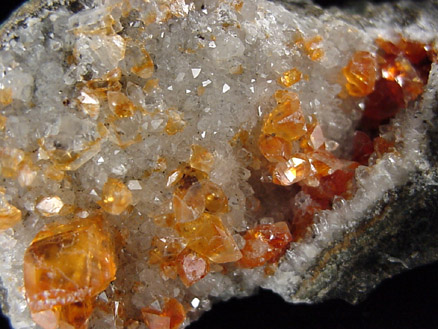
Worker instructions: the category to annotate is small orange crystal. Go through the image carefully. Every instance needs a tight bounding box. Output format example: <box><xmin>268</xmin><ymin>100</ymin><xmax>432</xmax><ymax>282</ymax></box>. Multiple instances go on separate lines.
<box><xmin>176</xmin><ymin>249</ymin><xmax>210</xmax><ymax>287</ymax></box>
<box><xmin>262</xmin><ymin>91</ymin><xmax>306</xmax><ymax>142</ymax></box>
<box><xmin>342</xmin><ymin>51</ymin><xmax>377</xmax><ymax>97</ymax></box>
<box><xmin>24</xmin><ymin>215</ymin><xmax>116</xmax><ymax>328</ymax></box>
<box><xmin>176</xmin><ymin>213</ymin><xmax>242</xmax><ymax>263</ymax></box>
<box><xmin>189</xmin><ymin>145</ymin><xmax>214</xmax><ymax>173</ymax></box>
<box><xmin>272</xmin><ymin>154</ymin><xmax>311</xmax><ymax>186</ymax></box>
<box><xmin>142</xmin><ymin>298</ymin><xmax>186</xmax><ymax>329</ymax></box>
<box><xmin>131</xmin><ymin>49</ymin><xmax>155</xmax><ymax>79</ymax></box>
<box><xmin>258</xmin><ymin>135</ymin><xmax>292</xmax><ymax>163</ymax></box>
<box><xmin>108</xmin><ymin>91</ymin><xmax>136</xmax><ymax>118</ymax></box>
<box><xmin>165</xmin><ymin>110</ymin><xmax>186</xmax><ymax>135</ymax></box>
<box><xmin>0</xmin><ymin>193</ymin><xmax>22</xmax><ymax>231</ymax></box>
<box><xmin>98</xmin><ymin>178</ymin><xmax>133</xmax><ymax>215</ymax></box>
<box><xmin>238</xmin><ymin>222</ymin><xmax>292</xmax><ymax>268</ymax></box>
<box><xmin>0</xmin><ymin>147</ymin><xmax>25</xmax><ymax>178</ymax></box>
<box><xmin>278</xmin><ymin>68</ymin><xmax>302</xmax><ymax>87</ymax></box>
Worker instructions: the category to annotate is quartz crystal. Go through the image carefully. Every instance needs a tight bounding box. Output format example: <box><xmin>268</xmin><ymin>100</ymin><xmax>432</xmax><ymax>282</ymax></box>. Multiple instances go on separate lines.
<box><xmin>0</xmin><ymin>0</ymin><xmax>437</xmax><ymax>328</ymax></box>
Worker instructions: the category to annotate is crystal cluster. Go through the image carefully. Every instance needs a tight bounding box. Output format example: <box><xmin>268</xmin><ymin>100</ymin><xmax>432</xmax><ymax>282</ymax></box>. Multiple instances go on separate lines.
<box><xmin>0</xmin><ymin>1</ymin><xmax>436</xmax><ymax>329</ymax></box>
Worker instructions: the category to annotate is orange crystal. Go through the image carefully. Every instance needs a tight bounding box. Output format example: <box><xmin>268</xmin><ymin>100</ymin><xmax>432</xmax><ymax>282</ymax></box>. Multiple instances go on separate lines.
<box><xmin>23</xmin><ymin>216</ymin><xmax>116</xmax><ymax>319</ymax></box>
<box><xmin>0</xmin><ymin>87</ymin><xmax>13</xmax><ymax>106</ymax></box>
<box><xmin>0</xmin><ymin>192</ymin><xmax>22</xmax><ymax>231</ymax></box>
<box><xmin>189</xmin><ymin>145</ymin><xmax>214</xmax><ymax>173</ymax></box>
<box><xmin>258</xmin><ymin>135</ymin><xmax>292</xmax><ymax>163</ymax></box>
<box><xmin>131</xmin><ymin>49</ymin><xmax>155</xmax><ymax>79</ymax></box>
<box><xmin>176</xmin><ymin>249</ymin><xmax>210</xmax><ymax>287</ymax></box>
<box><xmin>342</xmin><ymin>51</ymin><xmax>377</xmax><ymax>97</ymax></box>
<box><xmin>141</xmin><ymin>299</ymin><xmax>185</xmax><ymax>329</ymax></box>
<box><xmin>107</xmin><ymin>91</ymin><xmax>136</xmax><ymax>118</ymax></box>
<box><xmin>262</xmin><ymin>91</ymin><xmax>306</xmax><ymax>142</ymax></box>
<box><xmin>98</xmin><ymin>178</ymin><xmax>133</xmax><ymax>215</ymax></box>
<box><xmin>272</xmin><ymin>154</ymin><xmax>311</xmax><ymax>186</ymax></box>
<box><xmin>278</xmin><ymin>68</ymin><xmax>302</xmax><ymax>87</ymax></box>
<box><xmin>165</xmin><ymin>110</ymin><xmax>186</xmax><ymax>135</ymax></box>
<box><xmin>0</xmin><ymin>147</ymin><xmax>25</xmax><ymax>178</ymax></box>
<box><xmin>175</xmin><ymin>213</ymin><xmax>242</xmax><ymax>263</ymax></box>
<box><xmin>238</xmin><ymin>222</ymin><xmax>292</xmax><ymax>268</ymax></box>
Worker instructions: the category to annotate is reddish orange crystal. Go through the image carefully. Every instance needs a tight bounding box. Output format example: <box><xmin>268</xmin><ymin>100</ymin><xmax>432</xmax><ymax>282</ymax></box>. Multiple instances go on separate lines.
<box><xmin>238</xmin><ymin>222</ymin><xmax>292</xmax><ymax>268</ymax></box>
<box><xmin>262</xmin><ymin>91</ymin><xmax>306</xmax><ymax>142</ymax></box>
<box><xmin>258</xmin><ymin>135</ymin><xmax>292</xmax><ymax>163</ymax></box>
<box><xmin>23</xmin><ymin>215</ymin><xmax>116</xmax><ymax>328</ymax></box>
<box><xmin>141</xmin><ymin>298</ymin><xmax>185</xmax><ymax>329</ymax></box>
<box><xmin>342</xmin><ymin>51</ymin><xmax>377</xmax><ymax>97</ymax></box>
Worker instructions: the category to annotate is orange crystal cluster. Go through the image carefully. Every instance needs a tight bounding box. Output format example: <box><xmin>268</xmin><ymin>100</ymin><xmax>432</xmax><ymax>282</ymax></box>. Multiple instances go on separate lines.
<box><xmin>346</xmin><ymin>37</ymin><xmax>435</xmax><ymax>164</ymax></box>
<box><xmin>149</xmin><ymin>145</ymin><xmax>241</xmax><ymax>287</ymax></box>
<box><xmin>23</xmin><ymin>215</ymin><xmax>116</xmax><ymax>329</ymax></box>
<box><xmin>258</xmin><ymin>91</ymin><xmax>359</xmax><ymax>240</ymax></box>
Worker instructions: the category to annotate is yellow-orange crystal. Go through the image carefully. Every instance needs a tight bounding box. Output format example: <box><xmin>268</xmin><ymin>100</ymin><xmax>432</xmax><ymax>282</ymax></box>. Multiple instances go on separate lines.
<box><xmin>142</xmin><ymin>298</ymin><xmax>186</xmax><ymax>329</ymax></box>
<box><xmin>98</xmin><ymin>178</ymin><xmax>133</xmax><ymax>215</ymax></box>
<box><xmin>165</xmin><ymin>110</ymin><xmax>186</xmax><ymax>135</ymax></box>
<box><xmin>278</xmin><ymin>68</ymin><xmax>302</xmax><ymax>87</ymax></box>
<box><xmin>0</xmin><ymin>87</ymin><xmax>13</xmax><ymax>106</ymax></box>
<box><xmin>261</xmin><ymin>91</ymin><xmax>306</xmax><ymax>142</ymax></box>
<box><xmin>189</xmin><ymin>145</ymin><xmax>214</xmax><ymax>173</ymax></box>
<box><xmin>342</xmin><ymin>51</ymin><xmax>377</xmax><ymax>97</ymax></box>
<box><xmin>107</xmin><ymin>91</ymin><xmax>136</xmax><ymax>118</ymax></box>
<box><xmin>176</xmin><ymin>213</ymin><xmax>242</xmax><ymax>263</ymax></box>
<box><xmin>23</xmin><ymin>215</ymin><xmax>116</xmax><ymax>328</ymax></box>
<box><xmin>0</xmin><ymin>193</ymin><xmax>22</xmax><ymax>231</ymax></box>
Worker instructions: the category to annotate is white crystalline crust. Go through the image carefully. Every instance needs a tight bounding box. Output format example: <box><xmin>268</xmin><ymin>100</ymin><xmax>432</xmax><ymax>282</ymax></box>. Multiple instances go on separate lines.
<box><xmin>0</xmin><ymin>0</ymin><xmax>436</xmax><ymax>328</ymax></box>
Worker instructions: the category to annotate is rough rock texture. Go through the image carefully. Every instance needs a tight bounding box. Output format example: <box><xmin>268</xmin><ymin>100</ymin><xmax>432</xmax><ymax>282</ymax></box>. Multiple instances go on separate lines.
<box><xmin>0</xmin><ymin>0</ymin><xmax>437</xmax><ymax>328</ymax></box>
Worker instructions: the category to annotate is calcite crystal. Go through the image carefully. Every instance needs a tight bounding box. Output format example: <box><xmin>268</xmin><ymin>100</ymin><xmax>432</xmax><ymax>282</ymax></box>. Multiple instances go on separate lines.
<box><xmin>0</xmin><ymin>0</ymin><xmax>438</xmax><ymax>328</ymax></box>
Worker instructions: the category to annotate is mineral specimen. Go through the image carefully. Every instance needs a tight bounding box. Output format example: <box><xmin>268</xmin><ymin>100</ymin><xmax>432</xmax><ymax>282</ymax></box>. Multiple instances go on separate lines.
<box><xmin>0</xmin><ymin>0</ymin><xmax>437</xmax><ymax>328</ymax></box>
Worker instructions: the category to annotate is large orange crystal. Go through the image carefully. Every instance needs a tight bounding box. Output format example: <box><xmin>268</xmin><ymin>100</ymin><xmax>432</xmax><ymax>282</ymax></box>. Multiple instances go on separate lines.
<box><xmin>238</xmin><ymin>222</ymin><xmax>292</xmax><ymax>268</ymax></box>
<box><xmin>342</xmin><ymin>51</ymin><xmax>377</xmax><ymax>97</ymax></box>
<box><xmin>258</xmin><ymin>135</ymin><xmax>292</xmax><ymax>163</ymax></box>
<box><xmin>23</xmin><ymin>215</ymin><xmax>116</xmax><ymax>328</ymax></box>
<box><xmin>175</xmin><ymin>213</ymin><xmax>242</xmax><ymax>263</ymax></box>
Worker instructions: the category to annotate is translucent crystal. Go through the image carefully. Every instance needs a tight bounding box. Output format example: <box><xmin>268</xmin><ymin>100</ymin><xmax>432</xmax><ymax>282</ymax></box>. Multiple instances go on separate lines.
<box><xmin>175</xmin><ymin>213</ymin><xmax>242</xmax><ymax>263</ymax></box>
<box><xmin>0</xmin><ymin>192</ymin><xmax>22</xmax><ymax>231</ymax></box>
<box><xmin>23</xmin><ymin>215</ymin><xmax>116</xmax><ymax>325</ymax></box>
<box><xmin>98</xmin><ymin>178</ymin><xmax>133</xmax><ymax>215</ymax></box>
<box><xmin>36</xmin><ymin>196</ymin><xmax>64</xmax><ymax>217</ymax></box>
<box><xmin>342</xmin><ymin>51</ymin><xmax>377</xmax><ymax>97</ymax></box>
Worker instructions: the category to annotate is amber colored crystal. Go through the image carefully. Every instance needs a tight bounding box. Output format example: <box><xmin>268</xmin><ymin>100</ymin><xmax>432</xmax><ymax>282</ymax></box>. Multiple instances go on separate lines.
<box><xmin>363</xmin><ymin>78</ymin><xmax>405</xmax><ymax>121</ymax></box>
<box><xmin>23</xmin><ymin>215</ymin><xmax>116</xmax><ymax>313</ymax></box>
<box><xmin>108</xmin><ymin>91</ymin><xmax>136</xmax><ymax>118</ymax></box>
<box><xmin>189</xmin><ymin>145</ymin><xmax>214</xmax><ymax>173</ymax></box>
<box><xmin>352</xmin><ymin>130</ymin><xmax>374</xmax><ymax>166</ymax></box>
<box><xmin>44</xmin><ymin>165</ymin><xmax>65</xmax><ymax>181</ymax></box>
<box><xmin>141</xmin><ymin>298</ymin><xmax>185</xmax><ymax>329</ymax></box>
<box><xmin>258</xmin><ymin>135</ymin><xmax>292</xmax><ymax>163</ymax></box>
<box><xmin>59</xmin><ymin>299</ymin><xmax>94</xmax><ymax>329</ymax></box>
<box><xmin>298</xmin><ymin>35</ymin><xmax>324</xmax><ymax>61</ymax></box>
<box><xmin>85</xmin><ymin>68</ymin><xmax>122</xmax><ymax>99</ymax></box>
<box><xmin>98</xmin><ymin>178</ymin><xmax>133</xmax><ymax>215</ymax></box>
<box><xmin>174</xmin><ymin>179</ymin><xmax>229</xmax><ymax>222</ymax></box>
<box><xmin>272</xmin><ymin>154</ymin><xmax>311</xmax><ymax>186</ymax></box>
<box><xmin>17</xmin><ymin>157</ymin><xmax>38</xmax><ymax>187</ymax></box>
<box><xmin>262</xmin><ymin>91</ymin><xmax>306</xmax><ymax>142</ymax></box>
<box><xmin>278</xmin><ymin>68</ymin><xmax>302</xmax><ymax>87</ymax></box>
<box><xmin>238</xmin><ymin>222</ymin><xmax>292</xmax><ymax>268</ymax></box>
<box><xmin>0</xmin><ymin>147</ymin><xmax>25</xmax><ymax>178</ymax></box>
<box><xmin>0</xmin><ymin>87</ymin><xmax>13</xmax><ymax>106</ymax></box>
<box><xmin>373</xmin><ymin>136</ymin><xmax>395</xmax><ymax>158</ymax></box>
<box><xmin>131</xmin><ymin>49</ymin><xmax>154</xmax><ymax>79</ymax></box>
<box><xmin>176</xmin><ymin>249</ymin><xmax>210</xmax><ymax>287</ymax></box>
<box><xmin>165</xmin><ymin>110</ymin><xmax>186</xmax><ymax>135</ymax></box>
<box><xmin>342</xmin><ymin>51</ymin><xmax>377</xmax><ymax>97</ymax></box>
<box><xmin>0</xmin><ymin>114</ymin><xmax>7</xmax><ymax>130</ymax></box>
<box><xmin>0</xmin><ymin>192</ymin><xmax>22</xmax><ymax>231</ymax></box>
<box><xmin>175</xmin><ymin>213</ymin><xmax>242</xmax><ymax>263</ymax></box>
